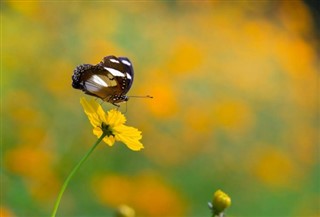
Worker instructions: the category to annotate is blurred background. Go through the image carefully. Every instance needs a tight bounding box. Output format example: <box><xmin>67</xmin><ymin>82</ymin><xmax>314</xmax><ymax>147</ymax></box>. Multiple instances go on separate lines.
<box><xmin>1</xmin><ymin>1</ymin><xmax>319</xmax><ymax>216</ymax></box>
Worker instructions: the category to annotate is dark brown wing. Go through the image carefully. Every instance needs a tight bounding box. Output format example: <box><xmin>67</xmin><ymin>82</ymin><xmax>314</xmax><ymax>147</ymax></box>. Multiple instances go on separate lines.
<box><xmin>72</xmin><ymin>63</ymin><xmax>120</xmax><ymax>101</ymax></box>
<box><xmin>72</xmin><ymin>55</ymin><xmax>134</xmax><ymax>104</ymax></box>
<box><xmin>119</xmin><ymin>57</ymin><xmax>134</xmax><ymax>95</ymax></box>
<box><xmin>100</xmin><ymin>56</ymin><xmax>133</xmax><ymax>96</ymax></box>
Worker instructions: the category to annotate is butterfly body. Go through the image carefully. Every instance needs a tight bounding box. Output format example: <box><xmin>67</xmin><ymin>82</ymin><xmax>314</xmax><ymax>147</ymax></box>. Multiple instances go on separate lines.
<box><xmin>72</xmin><ymin>56</ymin><xmax>134</xmax><ymax>106</ymax></box>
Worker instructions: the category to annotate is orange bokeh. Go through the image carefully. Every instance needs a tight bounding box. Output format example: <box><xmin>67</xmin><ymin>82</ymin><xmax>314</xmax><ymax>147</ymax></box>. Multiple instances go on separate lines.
<box><xmin>92</xmin><ymin>173</ymin><xmax>185</xmax><ymax>216</ymax></box>
<box><xmin>2</xmin><ymin>0</ymin><xmax>319</xmax><ymax>215</ymax></box>
<box><xmin>251</xmin><ymin>146</ymin><xmax>301</xmax><ymax>188</ymax></box>
<box><xmin>4</xmin><ymin>146</ymin><xmax>59</xmax><ymax>201</ymax></box>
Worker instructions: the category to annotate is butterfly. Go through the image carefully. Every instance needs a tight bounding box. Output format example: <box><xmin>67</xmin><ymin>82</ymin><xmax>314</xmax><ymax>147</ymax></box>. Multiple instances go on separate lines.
<box><xmin>72</xmin><ymin>55</ymin><xmax>135</xmax><ymax>106</ymax></box>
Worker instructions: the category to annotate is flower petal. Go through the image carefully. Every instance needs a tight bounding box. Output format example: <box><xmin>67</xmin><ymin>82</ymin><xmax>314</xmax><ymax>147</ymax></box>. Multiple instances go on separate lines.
<box><xmin>80</xmin><ymin>97</ymin><xmax>103</xmax><ymax>127</ymax></box>
<box><xmin>106</xmin><ymin>109</ymin><xmax>126</xmax><ymax>127</ymax></box>
<box><xmin>96</xmin><ymin>106</ymin><xmax>108</xmax><ymax>124</ymax></box>
<box><xmin>93</xmin><ymin>126</ymin><xmax>103</xmax><ymax>137</ymax></box>
<box><xmin>103</xmin><ymin>135</ymin><xmax>116</xmax><ymax>146</ymax></box>
<box><xmin>87</xmin><ymin>113</ymin><xmax>102</xmax><ymax>128</ymax></box>
<box><xmin>114</xmin><ymin>125</ymin><xmax>144</xmax><ymax>151</ymax></box>
<box><xmin>80</xmin><ymin>97</ymin><xmax>99</xmax><ymax>115</ymax></box>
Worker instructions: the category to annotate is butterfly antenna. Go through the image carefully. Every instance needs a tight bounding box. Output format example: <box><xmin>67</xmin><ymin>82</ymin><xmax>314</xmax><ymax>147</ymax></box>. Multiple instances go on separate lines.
<box><xmin>128</xmin><ymin>95</ymin><xmax>153</xmax><ymax>99</ymax></box>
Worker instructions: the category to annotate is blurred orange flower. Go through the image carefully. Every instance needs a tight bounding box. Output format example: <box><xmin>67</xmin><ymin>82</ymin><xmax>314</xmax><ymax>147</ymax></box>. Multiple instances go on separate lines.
<box><xmin>92</xmin><ymin>174</ymin><xmax>185</xmax><ymax>216</ymax></box>
<box><xmin>80</xmin><ymin>97</ymin><xmax>143</xmax><ymax>151</ymax></box>
<box><xmin>0</xmin><ymin>206</ymin><xmax>15</xmax><ymax>217</ymax></box>
<box><xmin>251</xmin><ymin>147</ymin><xmax>300</xmax><ymax>188</ymax></box>
<box><xmin>143</xmin><ymin>78</ymin><xmax>178</xmax><ymax>118</ymax></box>
<box><xmin>4</xmin><ymin>146</ymin><xmax>59</xmax><ymax>201</ymax></box>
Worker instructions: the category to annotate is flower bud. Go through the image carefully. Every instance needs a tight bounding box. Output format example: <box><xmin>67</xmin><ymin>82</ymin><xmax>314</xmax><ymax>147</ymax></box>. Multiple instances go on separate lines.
<box><xmin>210</xmin><ymin>189</ymin><xmax>231</xmax><ymax>215</ymax></box>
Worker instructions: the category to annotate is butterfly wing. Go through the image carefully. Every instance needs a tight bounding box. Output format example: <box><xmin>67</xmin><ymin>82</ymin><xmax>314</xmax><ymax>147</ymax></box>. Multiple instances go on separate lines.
<box><xmin>72</xmin><ymin>55</ymin><xmax>134</xmax><ymax>104</ymax></box>
<box><xmin>119</xmin><ymin>57</ymin><xmax>134</xmax><ymax>95</ymax></box>
<box><xmin>72</xmin><ymin>64</ymin><xmax>119</xmax><ymax>101</ymax></box>
<box><xmin>100</xmin><ymin>56</ymin><xmax>134</xmax><ymax>95</ymax></box>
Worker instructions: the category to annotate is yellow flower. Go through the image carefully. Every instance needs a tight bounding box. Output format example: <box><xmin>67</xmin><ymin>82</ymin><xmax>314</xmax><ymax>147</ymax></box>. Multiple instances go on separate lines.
<box><xmin>80</xmin><ymin>97</ymin><xmax>144</xmax><ymax>151</ymax></box>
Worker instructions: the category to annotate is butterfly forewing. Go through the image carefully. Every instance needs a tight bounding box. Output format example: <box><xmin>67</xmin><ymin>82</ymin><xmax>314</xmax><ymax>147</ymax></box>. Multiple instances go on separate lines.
<box><xmin>100</xmin><ymin>56</ymin><xmax>133</xmax><ymax>95</ymax></box>
<box><xmin>119</xmin><ymin>57</ymin><xmax>134</xmax><ymax>94</ymax></box>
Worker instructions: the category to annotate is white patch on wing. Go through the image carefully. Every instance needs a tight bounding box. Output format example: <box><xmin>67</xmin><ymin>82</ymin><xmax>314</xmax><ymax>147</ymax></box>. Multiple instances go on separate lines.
<box><xmin>110</xmin><ymin>58</ymin><xmax>120</xmax><ymax>63</ymax></box>
<box><xmin>92</xmin><ymin>74</ymin><xmax>109</xmax><ymax>87</ymax></box>
<box><xmin>126</xmin><ymin>72</ymin><xmax>132</xmax><ymax>80</ymax></box>
<box><xmin>104</xmin><ymin>67</ymin><xmax>125</xmax><ymax>77</ymax></box>
<box><xmin>121</xmin><ymin>59</ymin><xmax>131</xmax><ymax>66</ymax></box>
<box><xmin>85</xmin><ymin>82</ymin><xmax>102</xmax><ymax>92</ymax></box>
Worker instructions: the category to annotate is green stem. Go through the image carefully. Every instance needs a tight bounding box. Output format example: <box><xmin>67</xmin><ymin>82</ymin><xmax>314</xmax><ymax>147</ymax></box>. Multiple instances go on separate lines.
<box><xmin>51</xmin><ymin>133</ymin><xmax>107</xmax><ymax>217</ymax></box>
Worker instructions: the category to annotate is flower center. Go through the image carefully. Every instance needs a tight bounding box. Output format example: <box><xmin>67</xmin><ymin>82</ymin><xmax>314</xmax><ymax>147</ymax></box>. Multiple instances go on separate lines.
<box><xmin>101</xmin><ymin>122</ymin><xmax>114</xmax><ymax>137</ymax></box>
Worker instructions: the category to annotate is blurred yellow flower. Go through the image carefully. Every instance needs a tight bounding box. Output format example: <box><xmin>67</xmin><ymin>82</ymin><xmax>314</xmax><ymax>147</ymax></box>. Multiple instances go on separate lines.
<box><xmin>115</xmin><ymin>204</ymin><xmax>136</xmax><ymax>217</ymax></box>
<box><xmin>80</xmin><ymin>97</ymin><xmax>144</xmax><ymax>151</ymax></box>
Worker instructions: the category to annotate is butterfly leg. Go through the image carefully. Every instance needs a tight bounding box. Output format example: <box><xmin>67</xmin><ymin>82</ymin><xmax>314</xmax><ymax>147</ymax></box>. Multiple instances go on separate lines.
<box><xmin>112</xmin><ymin>102</ymin><xmax>120</xmax><ymax>108</ymax></box>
